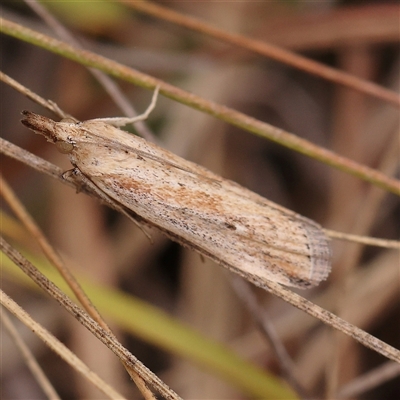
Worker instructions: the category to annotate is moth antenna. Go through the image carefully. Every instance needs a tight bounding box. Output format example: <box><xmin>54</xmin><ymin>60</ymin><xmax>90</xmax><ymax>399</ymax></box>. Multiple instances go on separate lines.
<box><xmin>90</xmin><ymin>85</ymin><xmax>160</xmax><ymax>128</ymax></box>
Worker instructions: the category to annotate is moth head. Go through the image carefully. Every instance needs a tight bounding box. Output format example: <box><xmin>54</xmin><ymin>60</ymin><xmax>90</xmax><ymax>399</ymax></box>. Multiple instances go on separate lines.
<box><xmin>21</xmin><ymin>111</ymin><xmax>78</xmax><ymax>154</ymax></box>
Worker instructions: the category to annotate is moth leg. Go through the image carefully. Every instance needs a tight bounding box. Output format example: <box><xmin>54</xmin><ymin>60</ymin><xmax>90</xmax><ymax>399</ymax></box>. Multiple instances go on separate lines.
<box><xmin>64</xmin><ymin>168</ymin><xmax>154</xmax><ymax>243</ymax></box>
<box><xmin>91</xmin><ymin>85</ymin><xmax>160</xmax><ymax>128</ymax></box>
<box><xmin>62</xmin><ymin>169</ymin><xmax>87</xmax><ymax>193</ymax></box>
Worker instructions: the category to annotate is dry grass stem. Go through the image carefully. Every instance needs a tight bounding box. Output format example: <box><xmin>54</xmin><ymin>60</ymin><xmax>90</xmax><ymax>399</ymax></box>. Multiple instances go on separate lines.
<box><xmin>0</xmin><ymin>237</ymin><xmax>183</xmax><ymax>400</ymax></box>
<box><xmin>337</xmin><ymin>361</ymin><xmax>400</xmax><ymax>398</ymax></box>
<box><xmin>260</xmin><ymin>281</ymin><xmax>400</xmax><ymax>363</ymax></box>
<box><xmin>125</xmin><ymin>0</ymin><xmax>400</xmax><ymax>108</ymax></box>
<box><xmin>1</xmin><ymin>4</ymin><xmax>398</xmax><ymax>397</ymax></box>
<box><xmin>1</xmin><ymin>309</ymin><xmax>61</xmax><ymax>400</ymax></box>
<box><xmin>230</xmin><ymin>276</ymin><xmax>308</xmax><ymax>399</ymax></box>
<box><xmin>1</xmin><ymin>18</ymin><xmax>399</xmax><ymax>195</ymax></box>
<box><xmin>0</xmin><ymin>173</ymin><xmax>110</xmax><ymax>332</ymax></box>
<box><xmin>1</xmin><ymin>76</ymin><xmax>398</xmax><ymax>362</ymax></box>
<box><xmin>0</xmin><ymin>174</ymin><xmax>161</xmax><ymax>400</ymax></box>
<box><xmin>0</xmin><ymin>291</ymin><xmax>127</xmax><ymax>399</ymax></box>
<box><xmin>24</xmin><ymin>0</ymin><xmax>157</xmax><ymax>143</ymax></box>
<box><xmin>324</xmin><ymin>229</ymin><xmax>400</xmax><ymax>249</ymax></box>
<box><xmin>0</xmin><ymin>71</ymin><xmax>70</xmax><ymax>119</ymax></box>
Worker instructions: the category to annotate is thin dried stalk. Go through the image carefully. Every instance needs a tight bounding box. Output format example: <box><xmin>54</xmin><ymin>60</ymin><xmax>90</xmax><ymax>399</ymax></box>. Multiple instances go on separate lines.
<box><xmin>0</xmin><ymin>171</ymin><xmax>157</xmax><ymax>400</ymax></box>
<box><xmin>230</xmin><ymin>276</ymin><xmax>309</xmax><ymax>399</ymax></box>
<box><xmin>0</xmin><ymin>237</ymin><xmax>183</xmax><ymax>400</ymax></box>
<box><xmin>0</xmin><ymin>292</ymin><xmax>126</xmax><ymax>400</ymax></box>
<box><xmin>125</xmin><ymin>0</ymin><xmax>400</xmax><ymax>108</ymax></box>
<box><xmin>0</xmin><ymin>174</ymin><xmax>110</xmax><ymax>332</ymax></box>
<box><xmin>24</xmin><ymin>0</ymin><xmax>157</xmax><ymax>143</ymax></box>
<box><xmin>258</xmin><ymin>281</ymin><xmax>400</xmax><ymax>363</ymax></box>
<box><xmin>0</xmin><ymin>71</ymin><xmax>70</xmax><ymax>119</ymax></box>
<box><xmin>1</xmin><ymin>19</ymin><xmax>399</xmax><ymax>195</ymax></box>
<box><xmin>1</xmin><ymin>310</ymin><xmax>61</xmax><ymax>400</ymax></box>
<box><xmin>337</xmin><ymin>361</ymin><xmax>400</xmax><ymax>398</ymax></box>
<box><xmin>324</xmin><ymin>229</ymin><xmax>400</xmax><ymax>249</ymax></box>
<box><xmin>1</xmin><ymin>108</ymin><xmax>399</xmax><ymax>363</ymax></box>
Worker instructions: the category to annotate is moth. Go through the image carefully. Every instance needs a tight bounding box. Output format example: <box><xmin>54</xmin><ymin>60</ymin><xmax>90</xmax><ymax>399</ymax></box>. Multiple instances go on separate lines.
<box><xmin>21</xmin><ymin>110</ymin><xmax>331</xmax><ymax>289</ymax></box>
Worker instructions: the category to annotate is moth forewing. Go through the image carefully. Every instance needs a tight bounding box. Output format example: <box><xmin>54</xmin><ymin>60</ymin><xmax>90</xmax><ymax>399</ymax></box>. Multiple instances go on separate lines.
<box><xmin>21</xmin><ymin>111</ymin><xmax>331</xmax><ymax>289</ymax></box>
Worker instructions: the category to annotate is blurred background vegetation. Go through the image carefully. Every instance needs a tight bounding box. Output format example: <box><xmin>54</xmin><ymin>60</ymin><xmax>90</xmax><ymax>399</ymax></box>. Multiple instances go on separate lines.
<box><xmin>1</xmin><ymin>1</ymin><xmax>399</xmax><ymax>399</ymax></box>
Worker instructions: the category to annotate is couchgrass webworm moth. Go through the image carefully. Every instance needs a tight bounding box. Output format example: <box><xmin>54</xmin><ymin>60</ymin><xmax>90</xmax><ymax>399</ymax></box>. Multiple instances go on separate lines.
<box><xmin>21</xmin><ymin>90</ymin><xmax>331</xmax><ymax>290</ymax></box>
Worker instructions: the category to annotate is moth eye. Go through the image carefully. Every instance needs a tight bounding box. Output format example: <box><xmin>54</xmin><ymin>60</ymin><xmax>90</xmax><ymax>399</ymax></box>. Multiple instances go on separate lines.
<box><xmin>55</xmin><ymin>140</ymin><xmax>74</xmax><ymax>154</ymax></box>
<box><xmin>60</xmin><ymin>117</ymin><xmax>76</xmax><ymax>124</ymax></box>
